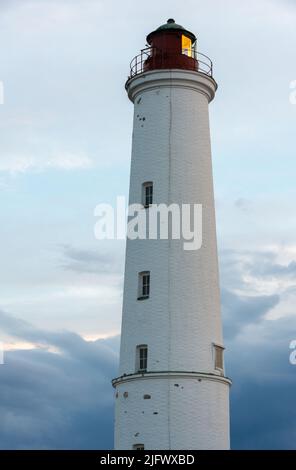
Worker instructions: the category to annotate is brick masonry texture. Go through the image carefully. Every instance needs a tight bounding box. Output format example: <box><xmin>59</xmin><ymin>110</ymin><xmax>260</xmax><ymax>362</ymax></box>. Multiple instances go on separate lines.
<box><xmin>114</xmin><ymin>70</ymin><xmax>230</xmax><ymax>450</ymax></box>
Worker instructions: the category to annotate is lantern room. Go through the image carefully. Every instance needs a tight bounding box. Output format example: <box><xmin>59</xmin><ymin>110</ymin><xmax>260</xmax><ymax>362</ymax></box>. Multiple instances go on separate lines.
<box><xmin>144</xmin><ymin>19</ymin><xmax>197</xmax><ymax>72</ymax></box>
<box><xmin>127</xmin><ymin>20</ymin><xmax>214</xmax><ymax>81</ymax></box>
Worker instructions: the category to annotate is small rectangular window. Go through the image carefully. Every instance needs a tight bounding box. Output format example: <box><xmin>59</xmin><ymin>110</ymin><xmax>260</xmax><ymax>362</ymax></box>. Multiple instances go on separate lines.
<box><xmin>142</xmin><ymin>182</ymin><xmax>153</xmax><ymax>208</ymax></box>
<box><xmin>133</xmin><ymin>444</ymin><xmax>144</xmax><ymax>450</ymax></box>
<box><xmin>136</xmin><ymin>345</ymin><xmax>148</xmax><ymax>372</ymax></box>
<box><xmin>142</xmin><ymin>273</ymin><xmax>150</xmax><ymax>296</ymax></box>
<box><xmin>214</xmin><ymin>344</ymin><xmax>224</xmax><ymax>371</ymax></box>
<box><xmin>138</xmin><ymin>271</ymin><xmax>150</xmax><ymax>300</ymax></box>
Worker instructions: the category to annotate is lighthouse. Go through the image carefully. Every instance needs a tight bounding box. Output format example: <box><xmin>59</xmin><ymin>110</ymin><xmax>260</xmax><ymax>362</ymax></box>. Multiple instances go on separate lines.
<box><xmin>112</xmin><ymin>19</ymin><xmax>231</xmax><ymax>450</ymax></box>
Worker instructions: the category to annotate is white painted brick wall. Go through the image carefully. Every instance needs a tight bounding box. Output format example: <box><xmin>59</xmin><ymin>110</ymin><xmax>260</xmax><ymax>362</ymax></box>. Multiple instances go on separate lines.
<box><xmin>114</xmin><ymin>376</ymin><xmax>230</xmax><ymax>450</ymax></box>
<box><xmin>114</xmin><ymin>70</ymin><xmax>230</xmax><ymax>450</ymax></box>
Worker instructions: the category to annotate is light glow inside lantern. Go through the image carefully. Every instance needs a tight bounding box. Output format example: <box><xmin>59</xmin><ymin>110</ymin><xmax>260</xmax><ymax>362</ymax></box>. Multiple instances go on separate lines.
<box><xmin>182</xmin><ymin>34</ymin><xmax>192</xmax><ymax>57</ymax></box>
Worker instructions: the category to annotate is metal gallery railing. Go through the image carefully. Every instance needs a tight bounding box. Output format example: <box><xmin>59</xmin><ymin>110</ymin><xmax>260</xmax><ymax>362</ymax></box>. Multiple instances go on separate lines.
<box><xmin>128</xmin><ymin>46</ymin><xmax>213</xmax><ymax>79</ymax></box>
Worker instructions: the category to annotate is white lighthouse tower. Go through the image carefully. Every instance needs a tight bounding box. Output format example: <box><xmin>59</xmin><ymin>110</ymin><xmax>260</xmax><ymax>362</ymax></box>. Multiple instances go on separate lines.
<box><xmin>112</xmin><ymin>19</ymin><xmax>231</xmax><ymax>450</ymax></box>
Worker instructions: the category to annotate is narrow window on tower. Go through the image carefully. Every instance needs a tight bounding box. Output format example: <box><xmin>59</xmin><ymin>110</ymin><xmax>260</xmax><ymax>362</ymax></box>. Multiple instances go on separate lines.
<box><xmin>136</xmin><ymin>345</ymin><xmax>148</xmax><ymax>372</ymax></box>
<box><xmin>214</xmin><ymin>344</ymin><xmax>224</xmax><ymax>371</ymax></box>
<box><xmin>138</xmin><ymin>271</ymin><xmax>150</xmax><ymax>300</ymax></box>
<box><xmin>133</xmin><ymin>444</ymin><xmax>144</xmax><ymax>450</ymax></box>
<box><xmin>142</xmin><ymin>182</ymin><xmax>153</xmax><ymax>208</ymax></box>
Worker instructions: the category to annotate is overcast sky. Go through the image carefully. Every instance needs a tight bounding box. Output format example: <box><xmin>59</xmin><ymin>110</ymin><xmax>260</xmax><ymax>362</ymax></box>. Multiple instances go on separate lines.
<box><xmin>0</xmin><ymin>0</ymin><xmax>296</xmax><ymax>449</ymax></box>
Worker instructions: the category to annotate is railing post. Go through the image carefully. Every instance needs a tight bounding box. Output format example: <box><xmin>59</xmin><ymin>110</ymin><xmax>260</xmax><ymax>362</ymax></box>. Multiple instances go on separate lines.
<box><xmin>140</xmin><ymin>49</ymin><xmax>144</xmax><ymax>73</ymax></box>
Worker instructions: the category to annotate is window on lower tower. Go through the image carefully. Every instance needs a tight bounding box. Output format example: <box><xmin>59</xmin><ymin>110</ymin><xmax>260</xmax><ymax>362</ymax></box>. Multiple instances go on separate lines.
<box><xmin>214</xmin><ymin>344</ymin><xmax>224</xmax><ymax>371</ymax></box>
<box><xmin>136</xmin><ymin>345</ymin><xmax>148</xmax><ymax>372</ymax></box>
<box><xmin>142</xmin><ymin>182</ymin><xmax>153</xmax><ymax>208</ymax></box>
<box><xmin>133</xmin><ymin>443</ymin><xmax>144</xmax><ymax>450</ymax></box>
<box><xmin>133</xmin><ymin>444</ymin><xmax>145</xmax><ymax>450</ymax></box>
<box><xmin>138</xmin><ymin>271</ymin><xmax>150</xmax><ymax>300</ymax></box>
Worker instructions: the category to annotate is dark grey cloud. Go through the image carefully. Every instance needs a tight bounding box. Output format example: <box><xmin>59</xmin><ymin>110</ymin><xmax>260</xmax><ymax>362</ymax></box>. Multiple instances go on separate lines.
<box><xmin>226</xmin><ymin>315</ymin><xmax>296</xmax><ymax>449</ymax></box>
<box><xmin>222</xmin><ymin>288</ymin><xmax>280</xmax><ymax>340</ymax></box>
<box><xmin>1</xmin><ymin>245</ymin><xmax>296</xmax><ymax>450</ymax></box>
<box><xmin>2</xmin><ymin>304</ymin><xmax>296</xmax><ymax>450</ymax></box>
<box><xmin>219</xmin><ymin>248</ymin><xmax>281</xmax><ymax>341</ymax></box>
<box><xmin>0</xmin><ymin>310</ymin><xmax>118</xmax><ymax>449</ymax></box>
<box><xmin>0</xmin><ymin>309</ymin><xmax>117</xmax><ymax>371</ymax></box>
<box><xmin>219</xmin><ymin>248</ymin><xmax>296</xmax><ymax>449</ymax></box>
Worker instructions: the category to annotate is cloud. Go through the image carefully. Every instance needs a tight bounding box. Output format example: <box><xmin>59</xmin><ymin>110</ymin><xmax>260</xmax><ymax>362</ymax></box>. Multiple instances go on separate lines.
<box><xmin>0</xmin><ymin>309</ymin><xmax>118</xmax><ymax>449</ymax></box>
<box><xmin>250</xmin><ymin>259</ymin><xmax>296</xmax><ymax>278</ymax></box>
<box><xmin>1</xmin><ymin>281</ymin><xmax>296</xmax><ymax>450</ymax></box>
<box><xmin>219</xmin><ymin>247</ymin><xmax>296</xmax><ymax>449</ymax></box>
<box><xmin>60</xmin><ymin>245</ymin><xmax>121</xmax><ymax>275</ymax></box>
<box><xmin>0</xmin><ymin>153</ymin><xmax>93</xmax><ymax>174</ymax></box>
<box><xmin>226</xmin><ymin>313</ymin><xmax>296</xmax><ymax>449</ymax></box>
<box><xmin>222</xmin><ymin>288</ymin><xmax>280</xmax><ymax>340</ymax></box>
<box><xmin>220</xmin><ymin>248</ymin><xmax>296</xmax><ymax>296</ymax></box>
<box><xmin>0</xmin><ymin>0</ymin><xmax>295</xmax><ymax>450</ymax></box>
<box><xmin>2</xmin><ymin>239</ymin><xmax>296</xmax><ymax>450</ymax></box>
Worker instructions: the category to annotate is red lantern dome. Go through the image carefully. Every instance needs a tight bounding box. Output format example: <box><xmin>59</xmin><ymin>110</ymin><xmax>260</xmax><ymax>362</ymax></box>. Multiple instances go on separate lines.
<box><xmin>127</xmin><ymin>20</ymin><xmax>213</xmax><ymax>82</ymax></box>
<box><xmin>144</xmin><ymin>19</ymin><xmax>197</xmax><ymax>72</ymax></box>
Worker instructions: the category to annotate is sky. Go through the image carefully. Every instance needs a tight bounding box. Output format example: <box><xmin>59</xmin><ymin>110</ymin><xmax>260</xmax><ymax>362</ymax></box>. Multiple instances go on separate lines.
<box><xmin>0</xmin><ymin>0</ymin><xmax>296</xmax><ymax>449</ymax></box>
